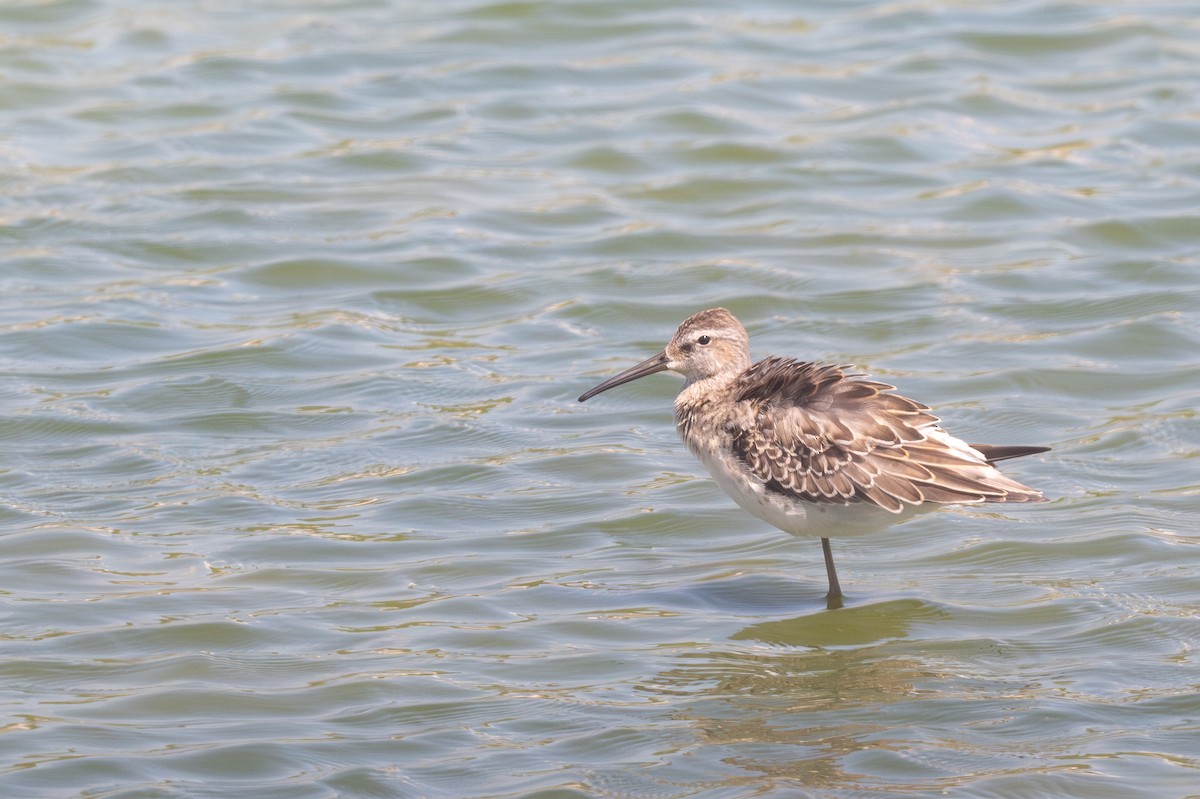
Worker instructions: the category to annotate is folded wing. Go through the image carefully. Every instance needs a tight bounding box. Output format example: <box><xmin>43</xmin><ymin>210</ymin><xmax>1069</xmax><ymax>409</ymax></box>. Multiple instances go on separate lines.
<box><xmin>727</xmin><ymin>358</ymin><xmax>1046</xmax><ymax>514</ymax></box>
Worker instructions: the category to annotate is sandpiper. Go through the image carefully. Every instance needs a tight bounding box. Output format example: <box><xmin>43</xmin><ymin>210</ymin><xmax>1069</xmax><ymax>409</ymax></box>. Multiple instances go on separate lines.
<box><xmin>578</xmin><ymin>307</ymin><xmax>1048</xmax><ymax>608</ymax></box>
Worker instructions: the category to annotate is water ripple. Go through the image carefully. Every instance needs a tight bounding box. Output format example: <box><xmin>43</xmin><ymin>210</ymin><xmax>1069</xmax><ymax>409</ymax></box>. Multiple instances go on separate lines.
<box><xmin>1</xmin><ymin>0</ymin><xmax>1199</xmax><ymax>797</ymax></box>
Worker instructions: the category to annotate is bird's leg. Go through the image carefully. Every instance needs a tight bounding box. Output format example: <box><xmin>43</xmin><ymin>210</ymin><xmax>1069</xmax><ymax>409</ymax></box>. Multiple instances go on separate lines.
<box><xmin>821</xmin><ymin>537</ymin><xmax>843</xmax><ymax>609</ymax></box>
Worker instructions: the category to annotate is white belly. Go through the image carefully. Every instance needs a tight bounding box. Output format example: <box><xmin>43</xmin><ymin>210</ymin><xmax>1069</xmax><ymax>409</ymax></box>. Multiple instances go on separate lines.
<box><xmin>692</xmin><ymin>444</ymin><xmax>925</xmax><ymax>539</ymax></box>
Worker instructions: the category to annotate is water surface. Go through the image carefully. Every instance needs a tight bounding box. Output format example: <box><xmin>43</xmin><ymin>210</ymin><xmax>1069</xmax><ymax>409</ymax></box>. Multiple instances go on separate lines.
<box><xmin>2</xmin><ymin>1</ymin><xmax>1199</xmax><ymax>797</ymax></box>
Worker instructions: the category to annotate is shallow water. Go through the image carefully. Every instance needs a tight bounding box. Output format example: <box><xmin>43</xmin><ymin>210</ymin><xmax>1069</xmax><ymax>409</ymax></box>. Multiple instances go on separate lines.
<box><xmin>2</xmin><ymin>1</ymin><xmax>1199</xmax><ymax>797</ymax></box>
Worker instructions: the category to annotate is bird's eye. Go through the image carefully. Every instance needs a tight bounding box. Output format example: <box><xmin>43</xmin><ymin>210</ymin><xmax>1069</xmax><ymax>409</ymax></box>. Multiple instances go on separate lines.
<box><xmin>697</xmin><ymin>335</ymin><xmax>711</xmax><ymax>345</ymax></box>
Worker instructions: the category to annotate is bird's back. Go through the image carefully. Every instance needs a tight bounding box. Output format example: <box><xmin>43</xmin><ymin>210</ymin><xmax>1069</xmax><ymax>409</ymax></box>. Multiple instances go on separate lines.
<box><xmin>683</xmin><ymin>356</ymin><xmax>1046</xmax><ymax>515</ymax></box>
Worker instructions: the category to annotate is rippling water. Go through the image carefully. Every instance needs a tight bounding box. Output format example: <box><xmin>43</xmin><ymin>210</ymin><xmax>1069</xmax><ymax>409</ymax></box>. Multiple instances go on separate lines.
<box><xmin>2</xmin><ymin>0</ymin><xmax>1199</xmax><ymax>797</ymax></box>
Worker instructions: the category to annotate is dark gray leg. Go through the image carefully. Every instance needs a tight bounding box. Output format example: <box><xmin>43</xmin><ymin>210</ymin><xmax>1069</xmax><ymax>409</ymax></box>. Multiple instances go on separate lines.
<box><xmin>821</xmin><ymin>537</ymin><xmax>843</xmax><ymax>609</ymax></box>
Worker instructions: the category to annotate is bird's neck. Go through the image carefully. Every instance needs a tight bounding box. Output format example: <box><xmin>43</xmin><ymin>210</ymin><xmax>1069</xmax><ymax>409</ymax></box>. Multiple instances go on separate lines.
<box><xmin>678</xmin><ymin>369</ymin><xmax>736</xmax><ymax>399</ymax></box>
<box><xmin>674</xmin><ymin>372</ymin><xmax>740</xmax><ymax>442</ymax></box>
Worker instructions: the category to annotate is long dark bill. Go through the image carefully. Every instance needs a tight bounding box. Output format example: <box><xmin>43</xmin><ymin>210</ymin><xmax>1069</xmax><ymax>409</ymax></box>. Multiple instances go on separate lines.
<box><xmin>577</xmin><ymin>351</ymin><xmax>669</xmax><ymax>402</ymax></box>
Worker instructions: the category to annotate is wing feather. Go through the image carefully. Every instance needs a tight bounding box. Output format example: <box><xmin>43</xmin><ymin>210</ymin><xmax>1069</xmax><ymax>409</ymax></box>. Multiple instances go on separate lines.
<box><xmin>727</xmin><ymin>357</ymin><xmax>1045</xmax><ymax>513</ymax></box>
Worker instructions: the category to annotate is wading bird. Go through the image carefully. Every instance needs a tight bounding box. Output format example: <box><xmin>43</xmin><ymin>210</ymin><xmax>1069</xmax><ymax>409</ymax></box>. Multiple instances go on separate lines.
<box><xmin>578</xmin><ymin>308</ymin><xmax>1048</xmax><ymax>608</ymax></box>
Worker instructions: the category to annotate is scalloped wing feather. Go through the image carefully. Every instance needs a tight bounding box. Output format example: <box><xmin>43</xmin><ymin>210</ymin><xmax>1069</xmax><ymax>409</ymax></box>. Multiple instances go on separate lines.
<box><xmin>728</xmin><ymin>357</ymin><xmax>1045</xmax><ymax>513</ymax></box>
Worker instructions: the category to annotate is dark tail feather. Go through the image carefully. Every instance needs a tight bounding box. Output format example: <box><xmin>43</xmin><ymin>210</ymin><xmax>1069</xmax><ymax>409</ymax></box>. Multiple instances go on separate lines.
<box><xmin>971</xmin><ymin>444</ymin><xmax>1051</xmax><ymax>465</ymax></box>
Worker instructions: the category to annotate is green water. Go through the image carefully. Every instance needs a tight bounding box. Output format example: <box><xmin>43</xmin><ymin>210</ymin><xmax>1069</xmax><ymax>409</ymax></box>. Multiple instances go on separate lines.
<box><xmin>2</xmin><ymin>1</ymin><xmax>1199</xmax><ymax>797</ymax></box>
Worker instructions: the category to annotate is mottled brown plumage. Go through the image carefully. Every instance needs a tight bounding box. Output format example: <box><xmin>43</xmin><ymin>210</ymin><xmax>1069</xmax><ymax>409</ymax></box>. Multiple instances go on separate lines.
<box><xmin>578</xmin><ymin>307</ymin><xmax>1049</xmax><ymax>606</ymax></box>
<box><xmin>722</xmin><ymin>356</ymin><xmax>1045</xmax><ymax>513</ymax></box>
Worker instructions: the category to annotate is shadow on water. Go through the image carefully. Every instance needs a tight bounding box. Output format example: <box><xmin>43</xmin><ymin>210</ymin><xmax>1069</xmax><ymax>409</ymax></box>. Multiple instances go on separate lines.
<box><xmin>581</xmin><ymin>599</ymin><xmax>956</xmax><ymax>796</ymax></box>
<box><xmin>732</xmin><ymin>597</ymin><xmax>949</xmax><ymax>648</ymax></box>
